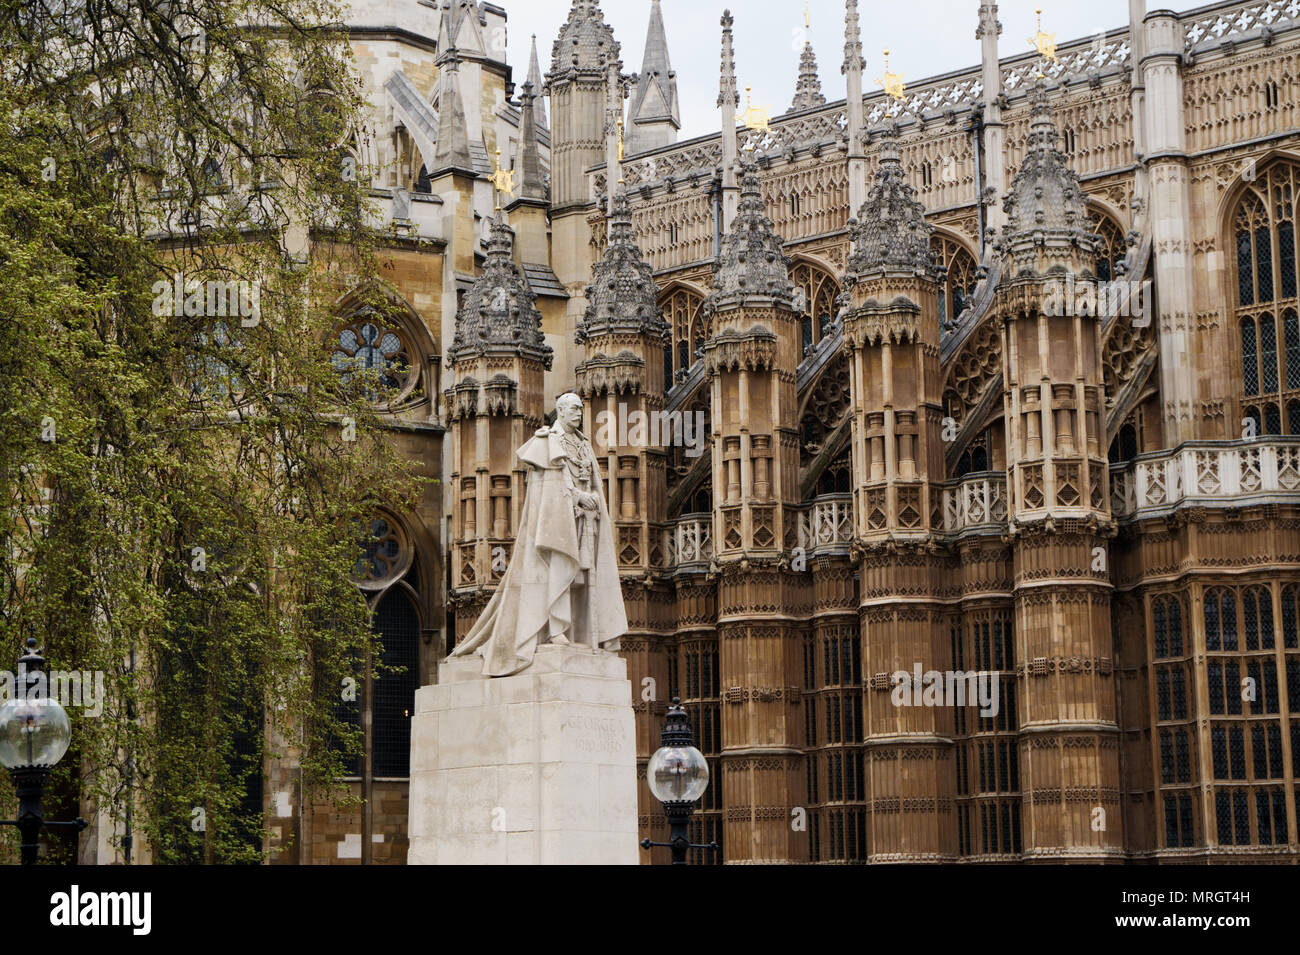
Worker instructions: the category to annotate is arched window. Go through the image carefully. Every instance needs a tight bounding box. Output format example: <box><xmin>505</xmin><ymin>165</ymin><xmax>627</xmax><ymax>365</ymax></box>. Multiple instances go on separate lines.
<box><xmin>1282</xmin><ymin>584</ymin><xmax>1299</xmax><ymax>649</ymax></box>
<box><xmin>1108</xmin><ymin>418</ymin><xmax>1140</xmax><ymax>463</ymax></box>
<box><xmin>1087</xmin><ymin>210</ymin><xmax>1127</xmax><ymax>283</ymax></box>
<box><xmin>341</xmin><ymin>515</ymin><xmax>424</xmax><ymax>786</ymax></box>
<box><xmin>1242</xmin><ymin>318</ymin><xmax>1259</xmax><ymax>395</ymax></box>
<box><xmin>371</xmin><ymin>587</ymin><xmax>421</xmax><ymax>777</ymax></box>
<box><xmin>1206</xmin><ymin>587</ymin><xmax>1239</xmax><ymax>652</ymax></box>
<box><xmin>331</xmin><ymin>294</ymin><xmax>424</xmax><ymax>409</ymax></box>
<box><xmin>790</xmin><ymin>261</ymin><xmax>840</xmax><ymax>359</ymax></box>
<box><xmin>1265</xmin><ymin>402</ymin><xmax>1282</xmax><ymax>435</ymax></box>
<box><xmin>930</xmin><ymin>235</ymin><xmax>978</xmax><ymax>328</ymax></box>
<box><xmin>1232</xmin><ymin>164</ymin><xmax>1300</xmax><ymax>432</ymax></box>
<box><xmin>1242</xmin><ymin>586</ymin><xmax>1275</xmax><ymax>651</ymax></box>
<box><xmin>956</xmin><ymin>427</ymin><xmax>993</xmax><ymax>477</ymax></box>
<box><xmin>660</xmin><ymin>287</ymin><xmax>705</xmax><ymax>384</ymax></box>
<box><xmin>1154</xmin><ymin>594</ymin><xmax>1185</xmax><ymax>658</ymax></box>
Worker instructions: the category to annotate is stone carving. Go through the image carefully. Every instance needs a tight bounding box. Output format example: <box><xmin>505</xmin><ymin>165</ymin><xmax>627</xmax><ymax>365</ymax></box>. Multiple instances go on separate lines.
<box><xmin>447</xmin><ymin>217</ymin><xmax>552</xmax><ymax>367</ymax></box>
<box><xmin>577</xmin><ymin>186</ymin><xmax>668</xmax><ymax>342</ymax></box>
<box><xmin>450</xmin><ymin>393</ymin><xmax>628</xmax><ymax>676</ymax></box>
<box><xmin>844</xmin><ymin>120</ymin><xmax>936</xmax><ymax>279</ymax></box>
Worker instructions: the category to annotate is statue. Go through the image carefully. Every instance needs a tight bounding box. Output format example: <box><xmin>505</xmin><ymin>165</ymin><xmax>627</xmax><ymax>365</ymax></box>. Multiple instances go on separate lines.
<box><xmin>449</xmin><ymin>393</ymin><xmax>628</xmax><ymax>677</ymax></box>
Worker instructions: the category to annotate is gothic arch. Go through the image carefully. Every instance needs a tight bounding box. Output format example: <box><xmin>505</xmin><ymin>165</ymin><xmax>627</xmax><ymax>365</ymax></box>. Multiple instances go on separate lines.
<box><xmin>659</xmin><ymin>282</ymin><xmax>708</xmax><ymax>385</ymax></box>
<box><xmin>1214</xmin><ymin>147</ymin><xmax>1300</xmax><ymax>235</ymax></box>
<box><xmin>1084</xmin><ymin>194</ymin><xmax>1128</xmax><ymax>235</ymax></box>
<box><xmin>1085</xmin><ymin>202</ymin><xmax>1129</xmax><ymax>283</ymax></box>
<box><xmin>930</xmin><ymin>228</ymin><xmax>979</xmax><ymax>328</ymax></box>
<box><xmin>1223</xmin><ymin>156</ymin><xmax>1300</xmax><ymax>436</ymax></box>
<box><xmin>333</xmin><ymin>282</ymin><xmax>440</xmax><ymax>413</ymax></box>
<box><xmin>789</xmin><ymin>258</ymin><xmax>841</xmax><ymax>359</ymax></box>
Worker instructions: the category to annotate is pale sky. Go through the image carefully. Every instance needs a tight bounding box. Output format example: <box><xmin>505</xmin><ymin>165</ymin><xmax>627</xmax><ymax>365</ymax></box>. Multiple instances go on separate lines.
<box><xmin>505</xmin><ymin>0</ymin><xmax>1207</xmax><ymax>141</ymax></box>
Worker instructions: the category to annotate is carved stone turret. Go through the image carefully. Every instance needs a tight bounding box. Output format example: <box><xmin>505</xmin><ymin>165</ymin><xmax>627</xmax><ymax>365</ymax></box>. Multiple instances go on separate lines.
<box><xmin>701</xmin><ymin>159</ymin><xmax>807</xmax><ymax>863</ymax></box>
<box><xmin>445</xmin><ymin>219</ymin><xmax>552</xmax><ymax>638</ymax></box>
<box><xmin>995</xmin><ymin>80</ymin><xmax>1121</xmax><ymax>862</ymax></box>
<box><xmin>842</xmin><ymin>121</ymin><xmax>953</xmax><ymax>861</ymax></box>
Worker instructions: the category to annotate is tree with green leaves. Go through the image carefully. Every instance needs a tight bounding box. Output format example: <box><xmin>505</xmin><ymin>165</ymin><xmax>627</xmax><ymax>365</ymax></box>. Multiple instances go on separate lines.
<box><xmin>0</xmin><ymin>0</ymin><xmax>423</xmax><ymax>863</ymax></box>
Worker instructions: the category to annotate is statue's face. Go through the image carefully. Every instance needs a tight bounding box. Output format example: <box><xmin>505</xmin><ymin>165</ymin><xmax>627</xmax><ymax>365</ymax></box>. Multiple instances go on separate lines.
<box><xmin>557</xmin><ymin>397</ymin><xmax>583</xmax><ymax>433</ymax></box>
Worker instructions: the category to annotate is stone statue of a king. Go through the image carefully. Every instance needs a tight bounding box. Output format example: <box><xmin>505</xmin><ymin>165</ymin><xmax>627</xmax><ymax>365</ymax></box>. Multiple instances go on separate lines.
<box><xmin>449</xmin><ymin>393</ymin><xmax>628</xmax><ymax>677</ymax></box>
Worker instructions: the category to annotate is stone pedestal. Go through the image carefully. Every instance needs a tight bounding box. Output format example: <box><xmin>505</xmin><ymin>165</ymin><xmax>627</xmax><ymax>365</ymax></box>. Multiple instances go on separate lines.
<box><xmin>407</xmin><ymin>643</ymin><xmax>638</xmax><ymax>865</ymax></box>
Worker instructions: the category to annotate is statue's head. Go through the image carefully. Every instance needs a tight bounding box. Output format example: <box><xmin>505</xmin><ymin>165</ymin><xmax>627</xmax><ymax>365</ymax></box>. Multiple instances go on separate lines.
<box><xmin>556</xmin><ymin>393</ymin><xmax>583</xmax><ymax>434</ymax></box>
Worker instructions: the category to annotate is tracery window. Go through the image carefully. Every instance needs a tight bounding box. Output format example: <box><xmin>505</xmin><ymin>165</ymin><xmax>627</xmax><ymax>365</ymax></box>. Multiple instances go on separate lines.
<box><xmin>1199</xmin><ymin>581</ymin><xmax>1300</xmax><ymax>848</ymax></box>
<box><xmin>931</xmin><ymin>235</ymin><xmax>978</xmax><ymax>328</ymax></box>
<box><xmin>660</xmin><ymin>287</ymin><xmax>706</xmax><ymax>385</ymax></box>
<box><xmin>332</xmin><ymin>310</ymin><xmax>419</xmax><ymax>406</ymax></box>
<box><xmin>1233</xmin><ymin>164</ymin><xmax>1300</xmax><ymax>431</ymax></box>
<box><xmin>1087</xmin><ymin>210</ymin><xmax>1127</xmax><ymax>283</ymax></box>
<box><xmin>354</xmin><ymin>514</ymin><xmax>412</xmax><ymax>590</ymax></box>
<box><xmin>790</xmin><ymin>261</ymin><xmax>839</xmax><ymax>359</ymax></box>
<box><xmin>956</xmin><ymin>427</ymin><xmax>993</xmax><ymax>476</ymax></box>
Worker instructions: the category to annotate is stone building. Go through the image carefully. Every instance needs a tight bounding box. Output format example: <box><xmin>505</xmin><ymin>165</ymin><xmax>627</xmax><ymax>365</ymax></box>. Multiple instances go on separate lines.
<box><xmin>210</xmin><ymin>0</ymin><xmax>1300</xmax><ymax>863</ymax></box>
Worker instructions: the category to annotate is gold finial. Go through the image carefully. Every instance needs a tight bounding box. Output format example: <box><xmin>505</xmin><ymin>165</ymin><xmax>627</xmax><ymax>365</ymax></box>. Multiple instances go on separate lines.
<box><xmin>804</xmin><ymin>0</ymin><xmax>810</xmax><ymax>31</ymax></box>
<box><xmin>876</xmin><ymin>48</ymin><xmax>906</xmax><ymax>101</ymax></box>
<box><xmin>617</xmin><ymin>115</ymin><xmax>624</xmax><ymax>162</ymax></box>
<box><xmin>737</xmin><ymin>85</ymin><xmax>771</xmax><ymax>133</ymax></box>
<box><xmin>488</xmin><ymin>148</ymin><xmax>515</xmax><ymax>211</ymax></box>
<box><xmin>1028</xmin><ymin>7</ymin><xmax>1059</xmax><ymax>77</ymax></box>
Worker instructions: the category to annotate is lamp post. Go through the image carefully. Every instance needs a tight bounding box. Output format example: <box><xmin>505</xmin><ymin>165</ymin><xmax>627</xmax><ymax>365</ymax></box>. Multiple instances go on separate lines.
<box><xmin>0</xmin><ymin>639</ymin><xmax>87</xmax><ymax>864</ymax></box>
<box><xmin>639</xmin><ymin>697</ymin><xmax>718</xmax><ymax>864</ymax></box>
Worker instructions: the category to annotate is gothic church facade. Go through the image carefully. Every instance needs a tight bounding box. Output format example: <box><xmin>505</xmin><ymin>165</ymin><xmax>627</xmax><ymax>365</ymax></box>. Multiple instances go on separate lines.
<box><xmin>257</xmin><ymin>0</ymin><xmax>1300</xmax><ymax>864</ymax></box>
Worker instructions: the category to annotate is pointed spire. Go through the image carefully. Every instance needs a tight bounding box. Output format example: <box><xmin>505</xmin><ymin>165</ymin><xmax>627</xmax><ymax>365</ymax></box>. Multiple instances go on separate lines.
<box><xmin>549</xmin><ymin>0</ymin><xmax>621</xmax><ymax>82</ymax></box>
<box><xmin>719</xmin><ymin>10</ymin><xmax>740</xmax><ymax>229</ymax></box>
<box><xmin>578</xmin><ymin>186</ymin><xmax>667</xmax><ymax>343</ymax></box>
<box><xmin>515</xmin><ymin>81</ymin><xmax>546</xmax><ymax>202</ymax></box>
<box><xmin>527</xmin><ymin>35</ymin><xmax>547</xmax><ymax>128</ymax></box>
<box><xmin>450</xmin><ymin>217</ymin><xmax>553</xmax><ymax>367</ymax></box>
<box><xmin>790</xmin><ymin>40</ymin><xmax>825</xmax><ymax>112</ymax></box>
<box><xmin>709</xmin><ymin>160</ymin><xmax>794</xmax><ymax>305</ymax></box>
<box><xmin>843</xmin><ymin>0</ymin><xmax>864</xmax><ymax>74</ymax></box>
<box><xmin>845</xmin><ymin>121</ymin><xmax>935</xmax><ymax>278</ymax></box>
<box><xmin>433</xmin><ymin>42</ymin><xmax>473</xmax><ymax>175</ymax></box>
<box><xmin>718</xmin><ymin>9</ymin><xmax>738</xmax><ymax>111</ymax></box>
<box><xmin>626</xmin><ymin>0</ymin><xmax>680</xmax><ymax>154</ymax></box>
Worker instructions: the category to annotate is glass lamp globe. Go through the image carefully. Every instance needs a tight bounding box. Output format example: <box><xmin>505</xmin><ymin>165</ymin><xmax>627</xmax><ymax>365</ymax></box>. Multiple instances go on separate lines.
<box><xmin>647</xmin><ymin>743</ymin><xmax>709</xmax><ymax>804</ymax></box>
<box><xmin>0</xmin><ymin>695</ymin><xmax>71</xmax><ymax>770</ymax></box>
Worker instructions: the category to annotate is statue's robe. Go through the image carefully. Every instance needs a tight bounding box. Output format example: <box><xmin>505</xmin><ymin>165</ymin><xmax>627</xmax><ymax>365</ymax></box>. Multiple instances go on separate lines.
<box><xmin>449</xmin><ymin>426</ymin><xmax>628</xmax><ymax>677</ymax></box>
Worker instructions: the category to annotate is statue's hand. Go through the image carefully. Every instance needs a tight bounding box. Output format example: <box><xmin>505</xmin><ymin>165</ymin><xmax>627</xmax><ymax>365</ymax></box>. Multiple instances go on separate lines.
<box><xmin>577</xmin><ymin>491</ymin><xmax>600</xmax><ymax>511</ymax></box>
